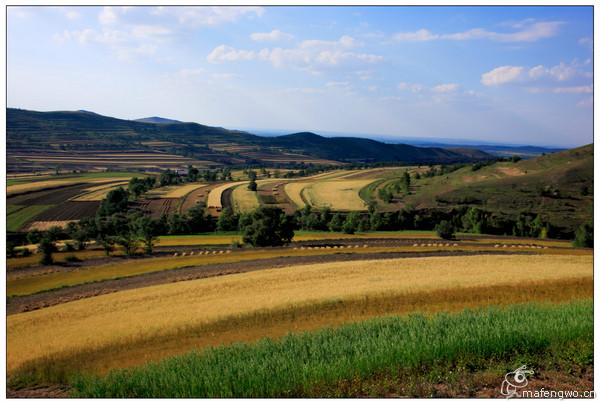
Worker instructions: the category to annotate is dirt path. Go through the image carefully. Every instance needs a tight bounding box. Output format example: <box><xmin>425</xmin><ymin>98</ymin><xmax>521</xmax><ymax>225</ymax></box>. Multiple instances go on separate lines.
<box><xmin>6</xmin><ymin>250</ymin><xmax>534</xmax><ymax>316</ymax></box>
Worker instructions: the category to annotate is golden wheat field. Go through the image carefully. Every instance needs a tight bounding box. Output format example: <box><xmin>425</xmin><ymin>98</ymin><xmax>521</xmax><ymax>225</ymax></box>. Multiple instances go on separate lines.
<box><xmin>207</xmin><ymin>182</ymin><xmax>247</xmax><ymax>208</ymax></box>
<box><xmin>6</xmin><ymin>254</ymin><xmax>592</xmax><ymax>373</ymax></box>
<box><xmin>303</xmin><ymin>179</ymin><xmax>374</xmax><ymax>211</ymax></box>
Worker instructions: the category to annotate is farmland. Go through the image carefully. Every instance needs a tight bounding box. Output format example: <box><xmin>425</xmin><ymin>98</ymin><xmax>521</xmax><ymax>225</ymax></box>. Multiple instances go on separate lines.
<box><xmin>5</xmin><ymin>224</ymin><xmax>593</xmax><ymax>398</ymax></box>
<box><xmin>5</xmin><ymin>123</ymin><xmax>594</xmax><ymax>397</ymax></box>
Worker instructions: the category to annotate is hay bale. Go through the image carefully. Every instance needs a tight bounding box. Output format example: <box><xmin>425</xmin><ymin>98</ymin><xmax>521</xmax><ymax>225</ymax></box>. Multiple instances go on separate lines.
<box><xmin>173</xmin><ymin>253</ymin><xmax>178</xmax><ymax>257</ymax></box>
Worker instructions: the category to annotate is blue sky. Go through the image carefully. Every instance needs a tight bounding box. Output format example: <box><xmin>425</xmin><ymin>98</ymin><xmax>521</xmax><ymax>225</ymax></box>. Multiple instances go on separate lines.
<box><xmin>6</xmin><ymin>5</ymin><xmax>594</xmax><ymax>147</ymax></box>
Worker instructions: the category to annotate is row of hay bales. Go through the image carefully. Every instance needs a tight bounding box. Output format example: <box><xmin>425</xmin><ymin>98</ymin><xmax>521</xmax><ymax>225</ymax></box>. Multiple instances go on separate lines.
<box><xmin>293</xmin><ymin>245</ymin><xmax>368</xmax><ymax>250</ymax></box>
<box><xmin>413</xmin><ymin>243</ymin><xmax>459</xmax><ymax>247</ymax></box>
<box><xmin>173</xmin><ymin>250</ymin><xmax>232</xmax><ymax>257</ymax></box>
<box><xmin>494</xmin><ymin>244</ymin><xmax>548</xmax><ymax>249</ymax></box>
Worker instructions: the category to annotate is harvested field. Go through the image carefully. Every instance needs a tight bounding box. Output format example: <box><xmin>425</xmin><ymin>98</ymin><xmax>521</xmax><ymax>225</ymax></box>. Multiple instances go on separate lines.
<box><xmin>5</xmin><ymin>250</ymin><xmax>563</xmax><ymax>315</ymax></box>
<box><xmin>303</xmin><ymin>180</ymin><xmax>374</xmax><ymax>211</ymax></box>
<box><xmin>257</xmin><ymin>181</ymin><xmax>296</xmax><ymax>214</ymax></box>
<box><xmin>283</xmin><ymin>182</ymin><xmax>310</xmax><ymax>208</ymax></box>
<box><xmin>7</xmin><ymin>178</ymin><xmax>123</xmax><ymax>196</ymax></box>
<box><xmin>72</xmin><ymin>182</ymin><xmax>129</xmax><ymax>201</ymax></box>
<box><xmin>231</xmin><ymin>184</ymin><xmax>261</xmax><ymax>213</ymax></box>
<box><xmin>6</xmin><ymin>254</ymin><xmax>592</xmax><ymax>373</ymax></box>
<box><xmin>207</xmin><ymin>182</ymin><xmax>247</xmax><ymax>211</ymax></box>
<box><xmin>22</xmin><ymin>221</ymin><xmax>72</xmax><ymax>232</ymax></box>
<box><xmin>180</xmin><ymin>183</ymin><xmax>224</xmax><ymax>214</ymax></box>
<box><xmin>133</xmin><ymin>198</ymin><xmax>179</xmax><ymax>219</ymax></box>
<box><xmin>144</xmin><ymin>184</ymin><xmax>207</xmax><ymax>199</ymax></box>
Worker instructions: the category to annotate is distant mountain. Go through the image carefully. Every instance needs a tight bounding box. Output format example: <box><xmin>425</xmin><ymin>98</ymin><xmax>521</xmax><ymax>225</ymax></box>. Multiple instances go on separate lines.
<box><xmin>267</xmin><ymin>132</ymin><xmax>491</xmax><ymax>163</ymax></box>
<box><xmin>6</xmin><ymin>108</ymin><xmax>492</xmax><ymax>170</ymax></box>
<box><xmin>135</xmin><ymin>116</ymin><xmax>182</xmax><ymax>124</ymax></box>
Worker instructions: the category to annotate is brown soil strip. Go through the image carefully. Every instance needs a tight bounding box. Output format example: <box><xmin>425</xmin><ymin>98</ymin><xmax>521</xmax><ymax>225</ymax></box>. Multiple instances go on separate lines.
<box><xmin>7</xmin><ymin>250</ymin><xmax>535</xmax><ymax>315</ymax></box>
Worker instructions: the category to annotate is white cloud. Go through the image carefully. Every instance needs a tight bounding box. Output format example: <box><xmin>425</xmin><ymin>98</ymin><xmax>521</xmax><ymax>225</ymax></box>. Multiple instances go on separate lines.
<box><xmin>394</xmin><ymin>29</ymin><xmax>438</xmax><ymax>42</ymax></box>
<box><xmin>99</xmin><ymin>6</ymin><xmax>118</xmax><ymax>25</ymax></box>
<box><xmin>207</xmin><ymin>45</ymin><xmax>256</xmax><ymax>63</ymax></box>
<box><xmin>250</xmin><ymin>29</ymin><xmax>295</xmax><ymax>42</ymax></box>
<box><xmin>397</xmin><ymin>82</ymin><xmax>409</xmax><ymax>90</ymax></box>
<box><xmin>131</xmin><ymin>25</ymin><xmax>171</xmax><ymax>42</ymax></box>
<box><xmin>326</xmin><ymin>81</ymin><xmax>349</xmax><ymax>88</ymax></box>
<box><xmin>431</xmin><ymin>83</ymin><xmax>459</xmax><ymax>93</ymax></box>
<box><xmin>154</xmin><ymin>6</ymin><xmax>265</xmax><ymax>27</ymax></box>
<box><xmin>207</xmin><ymin>35</ymin><xmax>382</xmax><ymax>74</ymax></box>
<box><xmin>481</xmin><ymin>66</ymin><xmax>524</xmax><ymax>85</ymax></box>
<box><xmin>553</xmin><ymin>85</ymin><xmax>593</xmax><ymax>94</ymax></box>
<box><xmin>395</xmin><ymin>21</ymin><xmax>563</xmax><ymax>43</ymax></box>
<box><xmin>213</xmin><ymin>73</ymin><xmax>241</xmax><ymax>80</ymax></box>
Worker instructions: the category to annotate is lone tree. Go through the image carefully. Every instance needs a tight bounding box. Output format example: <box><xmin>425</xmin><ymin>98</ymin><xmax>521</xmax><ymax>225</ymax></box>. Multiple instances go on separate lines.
<box><xmin>239</xmin><ymin>206</ymin><xmax>294</xmax><ymax>247</ymax></box>
<box><xmin>435</xmin><ymin>220</ymin><xmax>456</xmax><ymax>240</ymax></box>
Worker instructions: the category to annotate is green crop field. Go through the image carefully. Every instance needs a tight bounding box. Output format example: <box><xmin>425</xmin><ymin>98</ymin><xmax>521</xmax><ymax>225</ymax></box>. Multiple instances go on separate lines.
<box><xmin>71</xmin><ymin>299</ymin><xmax>592</xmax><ymax>398</ymax></box>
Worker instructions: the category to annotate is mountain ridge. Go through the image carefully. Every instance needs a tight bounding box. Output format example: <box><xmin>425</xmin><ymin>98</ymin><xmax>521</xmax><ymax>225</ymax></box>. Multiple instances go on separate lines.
<box><xmin>7</xmin><ymin>108</ymin><xmax>492</xmax><ymax>169</ymax></box>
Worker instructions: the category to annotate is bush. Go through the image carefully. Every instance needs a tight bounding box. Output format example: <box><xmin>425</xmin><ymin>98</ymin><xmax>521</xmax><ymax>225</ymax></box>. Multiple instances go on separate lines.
<box><xmin>435</xmin><ymin>220</ymin><xmax>456</xmax><ymax>240</ymax></box>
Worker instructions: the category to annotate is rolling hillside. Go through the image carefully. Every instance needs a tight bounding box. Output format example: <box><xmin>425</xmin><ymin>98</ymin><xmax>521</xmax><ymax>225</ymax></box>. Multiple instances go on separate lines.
<box><xmin>7</xmin><ymin>108</ymin><xmax>491</xmax><ymax>173</ymax></box>
<box><xmin>400</xmin><ymin>144</ymin><xmax>593</xmax><ymax>236</ymax></box>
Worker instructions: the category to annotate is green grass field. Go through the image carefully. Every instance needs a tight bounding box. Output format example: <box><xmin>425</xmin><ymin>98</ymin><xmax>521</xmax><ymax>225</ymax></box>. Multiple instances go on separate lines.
<box><xmin>7</xmin><ymin>205</ymin><xmax>54</xmax><ymax>232</ymax></box>
<box><xmin>71</xmin><ymin>299</ymin><xmax>592</xmax><ymax>398</ymax></box>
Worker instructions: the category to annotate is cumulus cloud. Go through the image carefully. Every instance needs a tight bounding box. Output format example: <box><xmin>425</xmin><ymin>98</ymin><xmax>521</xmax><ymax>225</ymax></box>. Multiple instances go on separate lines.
<box><xmin>207</xmin><ymin>45</ymin><xmax>257</xmax><ymax>63</ymax></box>
<box><xmin>395</xmin><ymin>20</ymin><xmax>563</xmax><ymax>43</ymax></box>
<box><xmin>206</xmin><ymin>35</ymin><xmax>382</xmax><ymax>74</ymax></box>
<box><xmin>250</xmin><ymin>29</ymin><xmax>295</xmax><ymax>42</ymax></box>
<box><xmin>481</xmin><ymin>66</ymin><xmax>525</xmax><ymax>85</ymax></box>
<box><xmin>482</xmin><ymin>62</ymin><xmax>592</xmax><ymax>87</ymax></box>
<box><xmin>431</xmin><ymin>83</ymin><xmax>459</xmax><ymax>93</ymax></box>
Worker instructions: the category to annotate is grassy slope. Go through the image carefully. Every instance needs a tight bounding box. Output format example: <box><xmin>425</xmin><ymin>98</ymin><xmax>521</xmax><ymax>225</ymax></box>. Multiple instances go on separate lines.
<box><xmin>400</xmin><ymin>144</ymin><xmax>593</xmax><ymax>232</ymax></box>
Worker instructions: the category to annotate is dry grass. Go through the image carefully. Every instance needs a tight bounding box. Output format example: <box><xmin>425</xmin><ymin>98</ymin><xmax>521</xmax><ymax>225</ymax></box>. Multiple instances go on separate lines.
<box><xmin>6</xmin><ymin>254</ymin><xmax>592</xmax><ymax>373</ymax></box>
<box><xmin>207</xmin><ymin>182</ymin><xmax>247</xmax><ymax>208</ymax></box>
<box><xmin>303</xmin><ymin>180</ymin><xmax>374</xmax><ymax>211</ymax></box>
<box><xmin>283</xmin><ymin>182</ymin><xmax>310</xmax><ymax>208</ymax></box>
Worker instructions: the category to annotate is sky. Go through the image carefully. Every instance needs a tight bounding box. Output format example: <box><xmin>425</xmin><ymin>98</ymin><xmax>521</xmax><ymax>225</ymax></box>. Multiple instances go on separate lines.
<box><xmin>6</xmin><ymin>5</ymin><xmax>594</xmax><ymax>147</ymax></box>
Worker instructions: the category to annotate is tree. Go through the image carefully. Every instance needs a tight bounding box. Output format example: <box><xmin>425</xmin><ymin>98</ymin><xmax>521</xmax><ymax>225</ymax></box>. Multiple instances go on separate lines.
<box><xmin>134</xmin><ymin>216</ymin><xmax>161</xmax><ymax>253</ymax></box>
<box><xmin>572</xmin><ymin>221</ymin><xmax>593</xmax><ymax>248</ymax></box>
<box><xmin>97</xmin><ymin>187</ymin><xmax>130</xmax><ymax>217</ymax></box>
<box><xmin>95</xmin><ymin>216</ymin><xmax>118</xmax><ymax>256</ymax></box>
<box><xmin>187</xmin><ymin>203</ymin><xmax>213</xmax><ymax>233</ymax></box>
<box><xmin>239</xmin><ymin>206</ymin><xmax>294</xmax><ymax>247</ymax></box>
<box><xmin>217</xmin><ymin>207</ymin><xmax>238</xmax><ymax>232</ymax></box>
<box><xmin>342</xmin><ymin>211</ymin><xmax>362</xmax><ymax>234</ymax></box>
<box><xmin>37</xmin><ymin>226</ymin><xmax>62</xmax><ymax>265</ymax></box>
<box><xmin>116</xmin><ymin>232</ymin><xmax>141</xmax><ymax>255</ymax></box>
<box><xmin>435</xmin><ymin>220</ymin><xmax>456</xmax><ymax>240</ymax></box>
<box><xmin>66</xmin><ymin>218</ymin><xmax>96</xmax><ymax>250</ymax></box>
<box><xmin>27</xmin><ymin>228</ymin><xmax>42</xmax><ymax>245</ymax></box>
<box><xmin>328</xmin><ymin>213</ymin><xmax>344</xmax><ymax>232</ymax></box>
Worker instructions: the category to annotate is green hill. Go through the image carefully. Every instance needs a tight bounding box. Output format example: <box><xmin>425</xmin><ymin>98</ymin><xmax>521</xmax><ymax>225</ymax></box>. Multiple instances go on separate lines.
<box><xmin>401</xmin><ymin>144</ymin><xmax>593</xmax><ymax>237</ymax></box>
